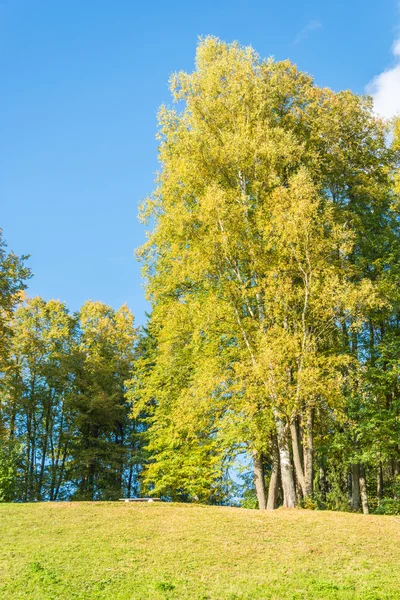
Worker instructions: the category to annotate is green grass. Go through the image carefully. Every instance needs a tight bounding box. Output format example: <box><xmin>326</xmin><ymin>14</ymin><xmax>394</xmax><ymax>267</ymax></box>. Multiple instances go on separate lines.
<box><xmin>1</xmin><ymin>502</ymin><xmax>400</xmax><ymax>599</ymax></box>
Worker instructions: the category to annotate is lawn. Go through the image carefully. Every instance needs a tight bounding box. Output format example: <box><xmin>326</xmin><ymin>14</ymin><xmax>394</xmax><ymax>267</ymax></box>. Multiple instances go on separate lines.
<box><xmin>0</xmin><ymin>502</ymin><xmax>399</xmax><ymax>599</ymax></box>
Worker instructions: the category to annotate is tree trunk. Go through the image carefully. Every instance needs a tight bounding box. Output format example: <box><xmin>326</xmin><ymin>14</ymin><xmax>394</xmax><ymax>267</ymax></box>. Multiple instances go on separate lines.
<box><xmin>127</xmin><ymin>463</ymin><xmax>134</xmax><ymax>498</ymax></box>
<box><xmin>127</xmin><ymin>437</ymin><xmax>136</xmax><ymax>498</ymax></box>
<box><xmin>9</xmin><ymin>403</ymin><xmax>17</xmax><ymax>441</ymax></box>
<box><xmin>267</xmin><ymin>437</ymin><xmax>280</xmax><ymax>510</ymax></box>
<box><xmin>54</xmin><ymin>442</ymin><xmax>68</xmax><ymax>501</ymax></box>
<box><xmin>87</xmin><ymin>461</ymin><xmax>96</xmax><ymax>501</ymax></box>
<box><xmin>29</xmin><ymin>436</ymin><xmax>36</xmax><ymax>500</ymax></box>
<box><xmin>351</xmin><ymin>464</ymin><xmax>361</xmax><ymax>510</ymax></box>
<box><xmin>319</xmin><ymin>465</ymin><xmax>327</xmax><ymax>502</ymax></box>
<box><xmin>359</xmin><ymin>465</ymin><xmax>369</xmax><ymax>515</ymax></box>
<box><xmin>290</xmin><ymin>419</ymin><xmax>306</xmax><ymax>498</ymax></box>
<box><xmin>275</xmin><ymin>413</ymin><xmax>296</xmax><ymax>508</ymax></box>
<box><xmin>392</xmin><ymin>458</ymin><xmax>400</xmax><ymax>499</ymax></box>
<box><xmin>37</xmin><ymin>398</ymin><xmax>52</xmax><ymax>500</ymax></box>
<box><xmin>295</xmin><ymin>475</ymin><xmax>303</xmax><ymax>503</ymax></box>
<box><xmin>24</xmin><ymin>412</ymin><xmax>31</xmax><ymax>502</ymax></box>
<box><xmin>377</xmin><ymin>462</ymin><xmax>384</xmax><ymax>503</ymax></box>
<box><xmin>304</xmin><ymin>408</ymin><xmax>314</xmax><ymax>498</ymax></box>
<box><xmin>116</xmin><ymin>422</ymin><xmax>125</xmax><ymax>495</ymax></box>
<box><xmin>253</xmin><ymin>450</ymin><xmax>267</xmax><ymax>510</ymax></box>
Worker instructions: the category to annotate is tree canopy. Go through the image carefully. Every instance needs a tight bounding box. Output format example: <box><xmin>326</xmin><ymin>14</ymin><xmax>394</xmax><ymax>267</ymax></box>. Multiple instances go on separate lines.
<box><xmin>131</xmin><ymin>37</ymin><xmax>400</xmax><ymax>511</ymax></box>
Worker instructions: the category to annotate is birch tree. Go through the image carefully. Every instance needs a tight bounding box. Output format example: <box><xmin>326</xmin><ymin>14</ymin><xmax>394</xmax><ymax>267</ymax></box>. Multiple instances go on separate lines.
<box><xmin>136</xmin><ymin>37</ymin><xmax>396</xmax><ymax>508</ymax></box>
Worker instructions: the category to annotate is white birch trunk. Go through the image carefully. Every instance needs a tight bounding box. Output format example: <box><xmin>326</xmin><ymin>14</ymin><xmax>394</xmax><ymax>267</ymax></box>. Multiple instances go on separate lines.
<box><xmin>274</xmin><ymin>412</ymin><xmax>296</xmax><ymax>508</ymax></box>
<box><xmin>267</xmin><ymin>437</ymin><xmax>280</xmax><ymax>510</ymax></box>
<box><xmin>304</xmin><ymin>408</ymin><xmax>314</xmax><ymax>498</ymax></box>
<box><xmin>359</xmin><ymin>465</ymin><xmax>369</xmax><ymax>515</ymax></box>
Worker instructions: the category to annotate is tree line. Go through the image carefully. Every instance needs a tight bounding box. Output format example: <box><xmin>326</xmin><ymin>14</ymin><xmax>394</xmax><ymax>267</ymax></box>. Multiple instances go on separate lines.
<box><xmin>0</xmin><ymin>242</ymin><xmax>142</xmax><ymax>501</ymax></box>
<box><xmin>1</xmin><ymin>37</ymin><xmax>399</xmax><ymax>512</ymax></box>
<box><xmin>130</xmin><ymin>38</ymin><xmax>400</xmax><ymax>513</ymax></box>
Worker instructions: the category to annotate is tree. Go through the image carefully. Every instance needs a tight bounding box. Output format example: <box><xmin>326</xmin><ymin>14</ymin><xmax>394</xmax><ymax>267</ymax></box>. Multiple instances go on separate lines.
<box><xmin>0</xmin><ymin>228</ymin><xmax>30</xmax><ymax>374</ymax></box>
<box><xmin>2</xmin><ymin>297</ymin><xmax>75</xmax><ymax>501</ymax></box>
<box><xmin>0</xmin><ymin>230</ymin><xmax>30</xmax><ymax>501</ymax></box>
<box><xmin>136</xmin><ymin>37</ymin><xmax>397</xmax><ymax>509</ymax></box>
<box><xmin>70</xmin><ymin>301</ymin><xmax>138</xmax><ymax>500</ymax></box>
<box><xmin>1</xmin><ymin>297</ymin><xmax>141</xmax><ymax>502</ymax></box>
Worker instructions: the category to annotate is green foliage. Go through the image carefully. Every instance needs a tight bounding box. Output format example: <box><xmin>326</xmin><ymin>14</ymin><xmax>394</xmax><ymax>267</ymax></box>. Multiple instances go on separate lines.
<box><xmin>0</xmin><ymin>229</ymin><xmax>31</xmax><ymax>375</ymax></box>
<box><xmin>240</xmin><ymin>488</ymin><xmax>258</xmax><ymax>509</ymax></box>
<box><xmin>373</xmin><ymin>498</ymin><xmax>400</xmax><ymax>515</ymax></box>
<box><xmin>299</xmin><ymin>496</ymin><xmax>318</xmax><ymax>510</ymax></box>
<box><xmin>70</xmin><ymin>301</ymin><xmax>138</xmax><ymax>500</ymax></box>
<box><xmin>135</xmin><ymin>36</ymin><xmax>399</xmax><ymax>509</ymax></box>
<box><xmin>0</xmin><ymin>440</ymin><xmax>21</xmax><ymax>501</ymax></box>
<box><xmin>0</xmin><ymin>296</ymin><xmax>141</xmax><ymax>501</ymax></box>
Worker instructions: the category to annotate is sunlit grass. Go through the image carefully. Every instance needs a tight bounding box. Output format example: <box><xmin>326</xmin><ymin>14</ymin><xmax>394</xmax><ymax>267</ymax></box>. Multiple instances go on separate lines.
<box><xmin>1</xmin><ymin>502</ymin><xmax>399</xmax><ymax>599</ymax></box>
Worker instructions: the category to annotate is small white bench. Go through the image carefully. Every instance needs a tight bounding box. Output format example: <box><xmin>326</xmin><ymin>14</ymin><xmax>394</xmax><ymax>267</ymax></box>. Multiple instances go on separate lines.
<box><xmin>119</xmin><ymin>498</ymin><xmax>161</xmax><ymax>503</ymax></box>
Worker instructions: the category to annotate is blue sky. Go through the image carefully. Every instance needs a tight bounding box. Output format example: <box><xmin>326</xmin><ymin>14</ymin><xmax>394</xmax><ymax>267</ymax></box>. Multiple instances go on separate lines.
<box><xmin>1</xmin><ymin>0</ymin><xmax>399</xmax><ymax>325</ymax></box>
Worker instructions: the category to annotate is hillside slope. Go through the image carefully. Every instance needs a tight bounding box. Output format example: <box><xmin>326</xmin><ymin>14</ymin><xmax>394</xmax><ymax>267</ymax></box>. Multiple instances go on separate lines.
<box><xmin>1</xmin><ymin>502</ymin><xmax>399</xmax><ymax>599</ymax></box>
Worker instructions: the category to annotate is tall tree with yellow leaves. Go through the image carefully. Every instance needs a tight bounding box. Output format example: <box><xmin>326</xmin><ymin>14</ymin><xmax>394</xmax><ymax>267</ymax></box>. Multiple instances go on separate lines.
<box><xmin>135</xmin><ymin>37</ymin><xmax>397</xmax><ymax>509</ymax></box>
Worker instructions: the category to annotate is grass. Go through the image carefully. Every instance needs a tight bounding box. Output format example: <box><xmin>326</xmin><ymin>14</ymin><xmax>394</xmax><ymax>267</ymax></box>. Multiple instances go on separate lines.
<box><xmin>0</xmin><ymin>502</ymin><xmax>400</xmax><ymax>599</ymax></box>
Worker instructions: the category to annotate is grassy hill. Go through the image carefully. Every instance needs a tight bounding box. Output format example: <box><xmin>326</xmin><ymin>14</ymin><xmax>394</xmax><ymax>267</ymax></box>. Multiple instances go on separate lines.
<box><xmin>1</xmin><ymin>502</ymin><xmax>399</xmax><ymax>599</ymax></box>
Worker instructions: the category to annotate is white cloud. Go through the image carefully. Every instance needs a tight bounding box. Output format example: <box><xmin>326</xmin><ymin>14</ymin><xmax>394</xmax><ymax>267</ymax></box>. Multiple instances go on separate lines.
<box><xmin>393</xmin><ymin>39</ymin><xmax>400</xmax><ymax>57</ymax></box>
<box><xmin>294</xmin><ymin>20</ymin><xmax>322</xmax><ymax>45</ymax></box>
<box><xmin>366</xmin><ymin>38</ymin><xmax>400</xmax><ymax>120</ymax></box>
